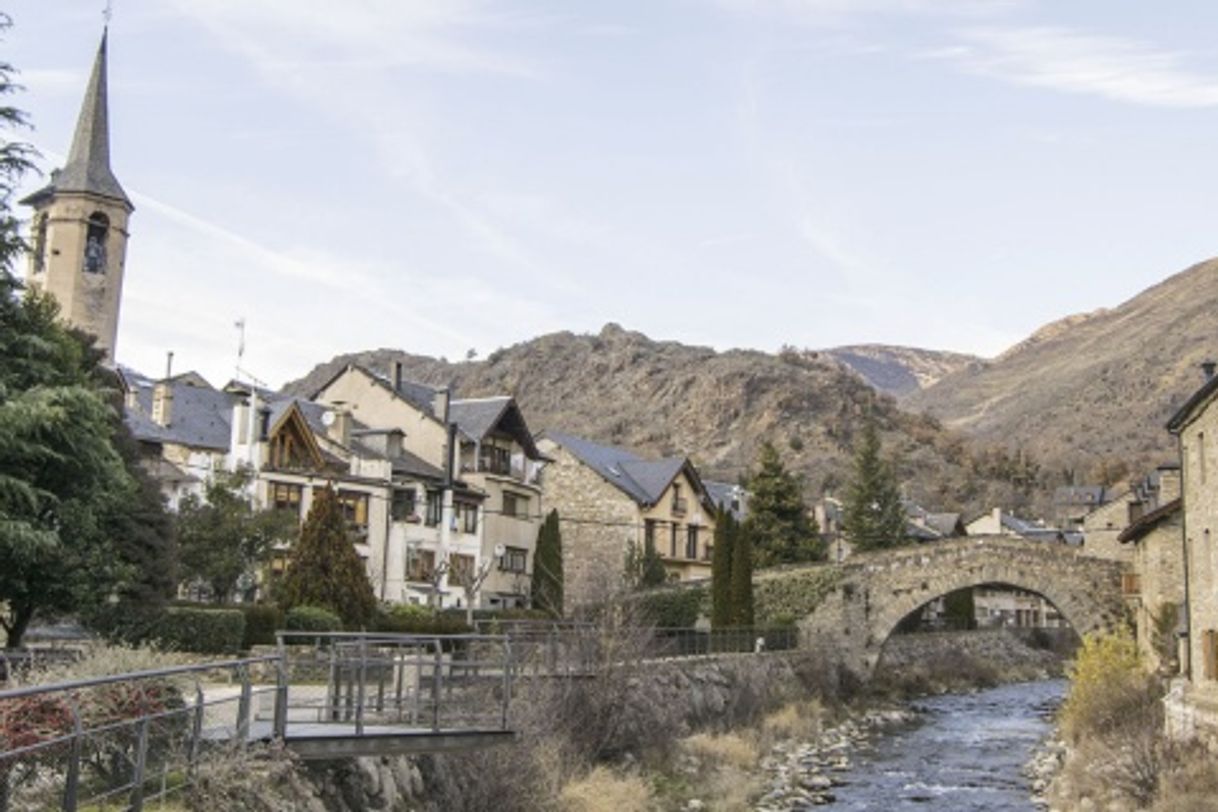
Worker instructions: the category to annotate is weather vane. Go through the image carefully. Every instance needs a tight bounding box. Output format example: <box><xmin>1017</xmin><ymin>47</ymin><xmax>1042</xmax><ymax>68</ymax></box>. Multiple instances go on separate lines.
<box><xmin>103</xmin><ymin>0</ymin><xmax>113</xmax><ymax>25</ymax></box>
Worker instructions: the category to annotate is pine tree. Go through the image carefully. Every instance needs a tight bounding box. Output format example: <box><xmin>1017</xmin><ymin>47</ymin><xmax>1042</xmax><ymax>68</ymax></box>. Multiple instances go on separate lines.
<box><xmin>744</xmin><ymin>442</ymin><xmax>822</xmax><ymax>567</ymax></box>
<box><xmin>729</xmin><ymin>521</ymin><xmax>754</xmax><ymax>627</ymax></box>
<box><xmin>843</xmin><ymin>413</ymin><xmax>907</xmax><ymax>551</ymax></box>
<box><xmin>279</xmin><ymin>485</ymin><xmax>377</xmax><ymax>628</ymax></box>
<box><xmin>531</xmin><ymin>509</ymin><xmax>564</xmax><ymax>617</ymax></box>
<box><xmin>710</xmin><ymin>511</ymin><xmax>736</xmax><ymax>627</ymax></box>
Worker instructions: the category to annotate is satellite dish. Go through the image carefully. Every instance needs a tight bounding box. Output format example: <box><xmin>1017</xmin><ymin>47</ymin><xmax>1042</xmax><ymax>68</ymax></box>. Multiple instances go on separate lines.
<box><xmin>321</xmin><ymin>410</ymin><xmax>336</xmax><ymax>427</ymax></box>
<box><xmin>494</xmin><ymin>543</ymin><xmax>506</xmax><ymax>557</ymax></box>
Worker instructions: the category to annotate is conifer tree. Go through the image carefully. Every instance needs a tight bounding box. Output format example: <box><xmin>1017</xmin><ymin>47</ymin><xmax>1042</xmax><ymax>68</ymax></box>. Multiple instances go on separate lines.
<box><xmin>729</xmin><ymin>521</ymin><xmax>754</xmax><ymax>627</ymax></box>
<box><xmin>531</xmin><ymin>509</ymin><xmax>564</xmax><ymax>616</ymax></box>
<box><xmin>639</xmin><ymin>536</ymin><xmax>669</xmax><ymax>588</ymax></box>
<box><xmin>279</xmin><ymin>485</ymin><xmax>377</xmax><ymax>628</ymax></box>
<box><xmin>744</xmin><ymin>442</ymin><xmax>822</xmax><ymax>567</ymax></box>
<box><xmin>710</xmin><ymin>511</ymin><xmax>736</xmax><ymax>627</ymax></box>
<box><xmin>843</xmin><ymin>413</ymin><xmax>907</xmax><ymax>551</ymax></box>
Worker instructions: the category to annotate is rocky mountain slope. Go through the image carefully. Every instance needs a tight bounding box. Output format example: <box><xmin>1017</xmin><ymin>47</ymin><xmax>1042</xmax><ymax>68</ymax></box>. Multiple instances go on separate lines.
<box><xmin>823</xmin><ymin>345</ymin><xmax>980</xmax><ymax>398</ymax></box>
<box><xmin>905</xmin><ymin>258</ymin><xmax>1218</xmax><ymax>480</ymax></box>
<box><xmin>285</xmin><ymin>325</ymin><xmax>1029</xmax><ymax>513</ymax></box>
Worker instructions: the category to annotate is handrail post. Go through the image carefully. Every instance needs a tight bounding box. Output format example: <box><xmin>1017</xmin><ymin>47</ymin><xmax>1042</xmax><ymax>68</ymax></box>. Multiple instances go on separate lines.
<box><xmin>129</xmin><ymin>715</ymin><xmax>151</xmax><ymax>811</ymax></box>
<box><xmin>355</xmin><ymin>637</ymin><xmax>368</xmax><ymax>737</ymax></box>
<box><xmin>432</xmin><ymin>640</ymin><xmax>442</xmax><ymax>732</ymax></box>
<box><xmin>237</xmin><ymin>663</ymin><xmax>251</xmax><ymax>743</ymax></box>
<box><xmin>62</xmin><ymin>699</ymin><xmax>83</xmax><ymax>811</ymax></box>
<box><xmin>188</xmin><ymin>679</ymin><xmax>205</xmax><ymax>774</ymax></box>
<box><xmin>501</xmin><ymin>638</ymin><xmax>512</xmax><ymax>730</ymax></box>
<box><xmin>273</xmin><ymin>638</ymin><xmax>289</xmax><ymax>740</ymax></box>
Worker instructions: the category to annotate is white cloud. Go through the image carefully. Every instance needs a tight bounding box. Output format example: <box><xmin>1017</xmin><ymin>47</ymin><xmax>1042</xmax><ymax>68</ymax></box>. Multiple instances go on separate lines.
<box><xmin>933</xmin><ymin>26</ymin><xmax>1218</xmax><ymax>108</ymax></box>
<box><xmin>714</xmin><ymin>0</ymin><xmax>1021</xmax><ymax>25</ymax></box>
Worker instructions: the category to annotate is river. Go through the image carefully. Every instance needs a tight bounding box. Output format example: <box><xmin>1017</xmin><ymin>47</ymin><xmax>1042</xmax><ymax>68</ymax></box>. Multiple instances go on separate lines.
<box><xmin>829</xmin><ymin>679</ymin><xmax>1065</xmax><ymax>810</ymax></box>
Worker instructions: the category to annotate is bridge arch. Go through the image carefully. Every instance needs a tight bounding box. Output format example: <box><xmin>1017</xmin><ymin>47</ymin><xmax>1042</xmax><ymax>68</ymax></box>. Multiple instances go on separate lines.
<box><xmin>797</xmin><ymin>536</ymin><xmax>1127</xmax><ymax>675</ymax></box>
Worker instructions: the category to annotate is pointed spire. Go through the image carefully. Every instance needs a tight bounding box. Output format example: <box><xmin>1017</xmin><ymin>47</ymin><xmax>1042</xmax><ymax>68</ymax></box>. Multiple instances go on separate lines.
<box><xmin>53</xmin><ymin>29</ymin><xmax>130</xmax><ymax>206</ymax></box>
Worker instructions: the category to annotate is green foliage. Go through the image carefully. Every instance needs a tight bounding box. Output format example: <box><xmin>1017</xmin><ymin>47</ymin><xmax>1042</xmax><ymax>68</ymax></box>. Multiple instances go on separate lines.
<box><xmin>284</xmin><ymin>605</ymin><xmax>342</xmax><ymax>633</ymax></box>
<box><xmin>626</xmin><ymin>536</ymin><xmax>669</xmax><ymax>590</ymax></box>
<box><xmin>729</xmin><ymin>519</ymin><xmax>754</xmax><ymax>627</ymax></box>
<box><xmin>153</xmin><ymin>607</ymin><xmax>245</xmax><ymax>655</ymax></box>
<box><xmin>754</xmin><ymin>567</ymin><xmax>839</xmax><ymax>625</ymax></box>
<box><xmin>278</xmin><ymin>485</ymin><xmax>377</xmax><ymax>628</ymax></box>
<box><xmin>710</xmin><ymin>512</ymin><xmax>735</xmax><ymax>627</ymax></box>
<box><xmin>531</xmin><ymin>509</ymin><xmax>564</xmax><ymax>616</ymax></box>
<box><xmin>1151</xmin><ymin>602</ymin><xmax>1181</xmax><ymax>671</ymax></box>
<box><xmin>239</xmin><ymin>604</ymin><xmax>284</xmax><ymax>649</ymax></box>
<box><xmin>375</xmin><ymin>604</ymin><xmax>472</xmax><ymax>635</ymax></box>
<box><xmin>842</xmin><ymin>413</ymin><xmax>907</xmax><ymax>551</ymax></box>
<box><xmin>744</xmin><ymin>442</ymin><xmax>822</xmax><ymax>567</ymax></box>
<box><xmin>176</xmin><ymin>469</ymin><xmax>296</xmax><ymax>603</ymax></box>
<box><xmin>638</xmin><ymin>587</ymin><xmax>705</xmax><ymax>628</ymax></box>
<box><xmin>1060</xmin><ymin>630</ymin><xmax>1160</xmax><ymax>744</ymax></box>
<box><xmin>942</xmin><ymin>588</ymin><xmax>976</xmax><ymax>630</ymax></box>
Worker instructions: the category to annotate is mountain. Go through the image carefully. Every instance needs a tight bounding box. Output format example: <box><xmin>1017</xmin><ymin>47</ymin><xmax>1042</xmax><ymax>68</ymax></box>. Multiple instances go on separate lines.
<box><xmin>285</xmin><ymin>325</ymin><xmax>1030</xmax><ymax>513</ymax></box>
<box><xmin>823</xmin><ymin>345</ymin><xmax>980</xmax><ymax>398</ymax></box>
<box><xmin>905</xmin><ymin>258</ymin><xmax>1218</xmax><ymax>481</ymax></box>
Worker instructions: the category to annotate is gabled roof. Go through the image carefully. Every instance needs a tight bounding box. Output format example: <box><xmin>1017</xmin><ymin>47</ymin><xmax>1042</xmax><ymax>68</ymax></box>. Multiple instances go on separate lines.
<box><xmin>543</xmin><ymin>430</ymin><xmax>705</xmax><ymax>508</ymax></box>
<box><xmin>1168</xmin><ymin>374</ymin><xmax>1218</xmax><ymax>434</ymax></box>
<box><xmin>124</xmin><ymin>376</ymin><xmax>237</xmax><ymax>451</ymax></box>
<box><xmin>449</xmin><ymin>396</ymin><xmax>542</xmax><ymax>459</ymax></box>
<box><xmin>1118</xmin><ymin>498</ymin><xmax>1182</xmax><ymax>544</ymax></box>
<box><xmin>311</xmin><ymin>363</ymin><xmax>444</xmax><ymax>419</ymax></box>
<box><xmin>21</xmin><ymin>31</ymin><xmax>130</xmax><ymax>208</ymax></box>
<box><xmin>705</xmin><ymin>480</ymin><xmax>747</xmax><ymax>521</ymax></box>
<box><xmin>924</xmin><ymin>512</ymin><xmax>965</xmax><ymax>537</ymax></box>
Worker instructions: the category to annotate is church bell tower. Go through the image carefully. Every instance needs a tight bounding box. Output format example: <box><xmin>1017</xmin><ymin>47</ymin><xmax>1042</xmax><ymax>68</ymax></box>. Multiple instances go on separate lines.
<box><xmin>21</xmin><ymin>30</ymin><xmax>133</xmax><ymax>365</ymax></box>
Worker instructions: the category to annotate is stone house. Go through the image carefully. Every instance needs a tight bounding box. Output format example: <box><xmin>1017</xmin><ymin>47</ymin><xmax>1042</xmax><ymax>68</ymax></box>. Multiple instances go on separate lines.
<box><xmin>535</xmin><ymin>431</ymin><xmax>719</xmax><ymax>610</ymax></box>
<box><xmin>1166</xmin><ymin>367</ymin><xmax>1218</xmax><ymax>737</ymax></box>
<box><xmin>1118</xmin><ymin>493</ymin><xmax>1184</xmax><ymax>671</ymax></box>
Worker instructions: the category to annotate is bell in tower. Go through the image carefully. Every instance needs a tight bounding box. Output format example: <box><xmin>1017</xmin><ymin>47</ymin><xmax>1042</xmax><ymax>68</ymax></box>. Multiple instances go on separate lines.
<box><xmin>20</xmin><ymin>29</ymin><xmax>133</xmax><ymax>365</ymax></box>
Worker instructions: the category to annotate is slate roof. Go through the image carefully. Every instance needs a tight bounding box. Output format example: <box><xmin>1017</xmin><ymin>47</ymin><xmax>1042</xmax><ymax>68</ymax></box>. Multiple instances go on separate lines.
<box><xmin>705</xmin><ymin>480</ymin><xmax>747</xmax><ymax>521</ymax></box>
<box><xmin>124</xmin><ymin>377</ymin><xmax>237</xmax><ymax>451</ymax></box>
<box><xmin>544</xmin><ymin>430</ymin><xmax>691</xmax><ymax>507</ymax></box>
<box><xmin>313</xmin><ymin>364</ymin><xmax>443</xmax><ymax>418</ymax></box>
<box><xmin>924</xmin><ymin>512</ymin><xmax>964</xmax><ymax>537</ymax></box>
<box><xmin>1118</xmin><ymin>498</ymin><xmax>1182</xmax><ymax>544</ymax></box>
<box><xmin>449</xmin><ymin>397</ymin><xmax>542</xmax><ymax>459</ymax></box>
<box><xmin>21</xmin><ymin>32</ymin><xmax>130</xmax><ymax>208</ymax></box>
<box><xmin>1168</xmin><ymin>373</ymin><xmax>1218</xmax><ymax>433</ymax></box>
<box><xmin>1000</xmin><ymin>513</ymin><xmax>1065</xmax><ymax>542</ymax></box>
<box><xmin>1054</xmin><ymin>485</ymin><xmax>1114</xmax><ymax>507</ymax></box>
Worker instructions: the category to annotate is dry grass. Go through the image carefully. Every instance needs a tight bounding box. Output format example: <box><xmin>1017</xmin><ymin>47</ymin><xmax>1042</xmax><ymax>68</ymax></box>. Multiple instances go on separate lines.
<box><xmin>558</xmin><ymin>767</ymin><xmax>652</xmax><ymax>812</ymax></box>
<box><xmin>682</xmin><ymin>732</ymin><xmax>759</xmax><ymax>769</ymax></box>
<box><xmin>759</xmin><ymin>699</ymin><xmax>824</xmax><ymax>747</ymax></box>
<box><xmin>1151</xmin><ymin>742</ymin><xmax>1218</xmax><ymax>812</ymax></box>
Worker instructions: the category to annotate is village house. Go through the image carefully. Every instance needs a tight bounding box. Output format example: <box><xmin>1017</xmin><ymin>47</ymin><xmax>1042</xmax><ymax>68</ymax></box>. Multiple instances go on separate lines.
<box><xmin>1118</xmin><ymin>492</ymin><xmax>1184</xmax><ymax>671</ymax></box>
<box><xmin>1165</xmin><ymin>364</ymin><xmax>1218</xmax><ymax>739</ymax></box>
<box><xmin>535</xmin><ymin>431</ymin><xmax>719</xmax><ymax>609</ymax></box>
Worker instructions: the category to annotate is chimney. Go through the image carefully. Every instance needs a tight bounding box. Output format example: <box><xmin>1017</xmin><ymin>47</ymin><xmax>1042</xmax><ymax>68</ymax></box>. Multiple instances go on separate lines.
<box><xmin>151</xmin><ymin>382</ymin><xmax>174</xmax><ymax>427</ymax></box>
<box><xmin>391</xmin><ymin>360</ymin><xmax>404</xmax><ymax>392</ymax></box>
<box><xmin>385</xmin><ymin>428</ymin><xmax>403</xmax><ymax>459</ymax></box>
<box><xmin>1158</xmin><ymin>465</ymin><xmax>1182</xmax><ymax>504</ymax></box>
<box><xmin>165</xmin><ymin>350</ymin><xmax>174</xmax><ymax>380</ymax></box>
<box><xmin>432</xmin><ymin>386</ymin><xmax>450</xmax><ymax>421</ymax></box>
<box><xmin>328</xmin><ymin>407</ymin><xmax>351</xmax><ymax>447</ymax></box>
<box><xmin>1204</xmin><ymin>360</ymin><xmax>1216</xmax><ymax>381</ymax></box>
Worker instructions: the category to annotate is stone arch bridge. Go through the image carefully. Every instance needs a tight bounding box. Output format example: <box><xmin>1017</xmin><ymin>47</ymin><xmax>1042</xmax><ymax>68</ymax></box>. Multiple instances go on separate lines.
<box><xmin>794</xmin><ymin>535</ymin><xmax>1128</xmax><ymax>675</ymax></box>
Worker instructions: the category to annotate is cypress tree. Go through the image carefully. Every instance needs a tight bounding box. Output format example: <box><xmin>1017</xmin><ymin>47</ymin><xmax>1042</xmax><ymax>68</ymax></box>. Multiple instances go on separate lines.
<box><xmin>639</xmin><ymin>535</ymin><xmax>669</xmax><ymax>588</ymax></box>
<box><xmin>729</xmin><ymin>521</ymin><xmax>754</xmax><ymax>627</ymax></box>
<box><xmin>531</xmin><ymin>509</ymin><xmax>564</xmax><ymax>617</ymax></box>
<box><xmin>711</xmin><ymin>512</ymin><xmax>736</xmax><ymax>628</ymax></box>
<box><xmin>279</xmin><ymin>485</ymin><xmax>377</xmax><ymax>628</ymax></box>
<box><xmin>843</xmin><ymin>413</ymin><xmax>907</xmax><ymax>551</ymax></box>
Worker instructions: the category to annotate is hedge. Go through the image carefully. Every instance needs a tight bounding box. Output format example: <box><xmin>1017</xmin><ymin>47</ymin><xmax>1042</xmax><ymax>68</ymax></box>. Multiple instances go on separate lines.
<box><xmin>285</xmin><ymin>605</ymin><xmax>343</xmax><ymax>633</ymax></box>
<box><xmin>154</xmin><ymin>607</ymin><xmax>245</xmax><ymax>655</ymax></box>
<box><xmin>240</xmin><ymin>604</ymin><xmax>284</xmax><ymax>648</ymax></box>
<box><xmin>376</xmin><ymin>605</ymin><xmax>472</xmax><ymax>636</ymax></box>
<box><xmin>638</xmin><ymin>586</ymin><xmax>706</xmax><ymax>628</ymax></box>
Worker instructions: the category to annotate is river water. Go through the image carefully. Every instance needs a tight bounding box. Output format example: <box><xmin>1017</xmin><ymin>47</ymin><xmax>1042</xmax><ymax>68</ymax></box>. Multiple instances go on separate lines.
<box><xmin>829</xmin><ymin>679</ymin><xmax>1065</xmax><ymax>810</ymax></box>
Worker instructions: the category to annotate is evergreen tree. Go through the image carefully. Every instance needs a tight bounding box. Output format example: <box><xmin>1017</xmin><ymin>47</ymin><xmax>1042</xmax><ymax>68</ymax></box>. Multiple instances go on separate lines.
<box><xmin>530</xmin><ymin>509</ymin><xmax>564</xmax><ymax>617</ymax></box>
<box><xmin>710</xmin><ymin>511</ymin><xmax>736</xmax><ymax>627</ymax></box>
<box><xmin>744</xmin><ymin>442</ymin><xmax>822</xmax><ymax>567</ymax></box>
<box><xmin>729</xmin><ymin>521</ymin><xmax>754</xmax><ymax>627</ymax></box>
<box><xmin>278</xmin><ymin>485</ymin><xmax>377</xmax><ymax>628</ymax></box>
<box><xmin>639</xmin><ymin>535</ymin><xmax>669</xmax><ymax>588</ymax></box>
<box><xmin>843</xmin><ymin>413</ymin><xmax>907</xmax><ymax>551</ymax></box>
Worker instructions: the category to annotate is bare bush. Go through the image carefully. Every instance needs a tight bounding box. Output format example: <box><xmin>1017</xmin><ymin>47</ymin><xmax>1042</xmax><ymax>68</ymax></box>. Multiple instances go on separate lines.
<box><xmin>186</xmin><ymin>743</ymin><xmax>325</xmax><ymax>812</ymax></box>
<box><xmin>558</xmin><ymin>767</ymin><xmax>652</xmax><ymax>812</ymax></box>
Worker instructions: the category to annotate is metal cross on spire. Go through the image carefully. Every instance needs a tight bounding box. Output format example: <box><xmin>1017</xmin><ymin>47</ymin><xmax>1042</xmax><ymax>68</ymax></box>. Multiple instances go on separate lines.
<box><xmin>102</xmin><ymin>0</ymin><xmax>113</xmax><ymax>25</ymax></box>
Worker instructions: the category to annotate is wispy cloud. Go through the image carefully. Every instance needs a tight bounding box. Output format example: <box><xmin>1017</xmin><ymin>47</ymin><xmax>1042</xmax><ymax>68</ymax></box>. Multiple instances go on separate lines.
<box><xmin>715</xmin><ymin>0</ymin><xmax>1021</xmax><ymax>25</ymax></box>
<box><xmin>931</xmin><ymin>26</ymin><xmax>1218</xmax><ymax>108</ymax></box>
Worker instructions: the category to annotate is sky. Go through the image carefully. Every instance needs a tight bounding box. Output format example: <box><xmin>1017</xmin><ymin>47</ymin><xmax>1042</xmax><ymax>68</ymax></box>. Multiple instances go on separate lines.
<box><xmin>9</xmin><ymin>1</ymin><xmax>1218</xmax><ymax>388</ymax></box>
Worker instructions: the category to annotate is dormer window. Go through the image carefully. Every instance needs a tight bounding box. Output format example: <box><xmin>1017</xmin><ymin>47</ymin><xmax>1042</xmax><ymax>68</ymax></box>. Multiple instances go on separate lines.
<box><xmin>84</xmin><ymin>211</ymin><xmax>109</xmax><ymax>274</ymax></box>
<box><xmin>31</xmin><ymin>213</ymin><xmax>47</xmax><ymax>273</ymax></box>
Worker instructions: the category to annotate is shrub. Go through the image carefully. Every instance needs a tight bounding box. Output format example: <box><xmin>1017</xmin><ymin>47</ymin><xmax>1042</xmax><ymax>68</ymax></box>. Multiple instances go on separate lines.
<box><xmin>240</xmin><ymin>604</ymin><xmax>284</xmax><ymax>649</ymax></box>
<box><xmin>154</xmin><ymin>607</ymin><xmax>245</xmax><ymax>655</ymax></box>
<box><xmin>1059</xmin><ymin>630</ymin><xmax>1157</xmax><ymax>743</ymax></box>
<box><xmin>559</xmin><ymin>767</ymin><xmax>652</xmax><ymax>812</ymax></box>
<box><xmin>377</xmin><ymin>605</ymin><xmax>472</xmax><ymax>635</ymax></box>
<box><xmin>284</xmin><ymin>605</ymin><xmax>342</xmax><ymax>634</ymax></box>
<box><xmin>682</xmin><ymin>732</ymin><xmax>758</xmax><ymax>769</ymax></box>
<box><xmin>638</xmin><ymin>587</ymin><xmax>704</xmax><ymax>628</ymax></box>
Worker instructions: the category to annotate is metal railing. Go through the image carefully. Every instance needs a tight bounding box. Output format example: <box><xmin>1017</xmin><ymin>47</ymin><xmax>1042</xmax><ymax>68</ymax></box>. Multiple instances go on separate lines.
<box><xmin>646</xmin><ymin>626</ymin><xmax>800</xmax><ymax>658</ymax></box>
<box><xmin>0</xmin><ymin>655</ymin><xmax>278</xmax><ymax>812</ymax></box>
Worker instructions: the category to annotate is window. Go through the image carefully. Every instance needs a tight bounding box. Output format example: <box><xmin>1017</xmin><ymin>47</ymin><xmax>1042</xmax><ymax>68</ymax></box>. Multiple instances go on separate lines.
<box><xmin>1121</xmin><ymin>572</ymin><xmax>1141</xmax><ymax>595</ymax></box>
<box><xmin>1204</xmin><ymin>629</ymin><xmax>1218</xmax><ymax>680</ymax></box>
<box><xmin>672</xmin><ymin>483</ymin><xmax>687</xmax><ymax>516</ymax></box>
<box><xmin>336</xmin><ymin>490</ymin><xmax>369</xmax><ymax>537</ymax></box>
<box><xmin>644</xmin><ymin>519</ymin><xmax>657</xmax><ymax>551</ymax></box>
<box><xmin>83</xmin><ymin>211</ymin><xmax>109</xmax><ymax>274</ymax></box>
<box><xmin>670</xmin><ymin>522</ymin><xmax>679</xmax><ymax>558</ymax></box>
<box><xmin>407</xmin><ymin>549</ymin><xmax>436</xmax><ymax>582</ymax></box>
<box><xmin>392</xmin><ymin>488</ymin><xmax>418</xmax><ymax>522</ymax></box>
<box><xmin>450</xmin><ymin>553</ymin><xmax>476</xmax><ymax>585</ymax></box>
<box><xmin>269</xmin><ymin>482</ymin><xmax>302</xmax><ymax>515</ymax></box>
<box><xmin>503</xmin><ymin>491</ymin><xmax>529</xmax><ymax>519</ymax></box>
<box><xmin>686</xmin><ymin>525</ymin><xmax>699</xmax><ymax>560</ymax></box>
<box><xmin>31</xmin><ymin>213</ymin><xmax>47</xmax><ymax>273</ymax></box>
<box><xmin>480</xmin><ymin>445</ymin><xmax>512</xmax><ymax>475</ymax></box>
<box><xmin>499</xmin><ymin>546</ymin><xmax>528</xmax><ymax>573</ymax></box>
<box><xmin>458</xmin><ymin>502</ymin><xmax>479</xmax><ymax>534</ymax></box>
<box><xmin>425</xmin><ymin>491</ymin><xmax>443</xmax><ymax>527</ymax></box>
